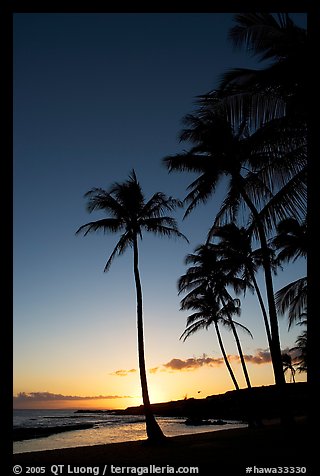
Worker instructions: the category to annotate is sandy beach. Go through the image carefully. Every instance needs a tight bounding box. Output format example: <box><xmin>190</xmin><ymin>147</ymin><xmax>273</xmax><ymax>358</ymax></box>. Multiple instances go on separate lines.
<box><xmin>12</xmin><ymin>419</ymin><xmax>311</xmax><ymax>474</ymax></box>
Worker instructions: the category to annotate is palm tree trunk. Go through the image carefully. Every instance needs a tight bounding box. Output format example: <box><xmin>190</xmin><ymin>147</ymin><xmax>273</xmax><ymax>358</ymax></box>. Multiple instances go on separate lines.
<box><xmin>237</xmin><ymin>178</ymin><xmax>286</xmax><ymax>386</ymax></box>
<box><xmin>221</xmin><ymin>296</ymin><xmax>252</xmax><ymax>389</ymax></box>
<box><xmin>133</xmin><ymin>237</ymin><xmax>166</xmax><ymax>442</ymax></box>
<box><xmin>217</xmin><ymin>307</ymin><xmax>259</xmax><ymax>427</ymax></box>
<box><xmin>214</xmin><ymin>321</ymin><xmax>240</xmax><ymax>390</ymax></box>
<box><xmin>250</xmin><ymin>270</ymin><xmax>273</xmax><ymax>350</ymax></box>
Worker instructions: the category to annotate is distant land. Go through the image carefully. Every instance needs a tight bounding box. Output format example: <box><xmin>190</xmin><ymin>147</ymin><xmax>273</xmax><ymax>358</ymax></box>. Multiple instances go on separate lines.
<box><xmin>75</xmin><ymin>383</ymin><xmax>308</xmax><ymax>421</ymax></box>
<box><xmin>13</xmin><ymin>384</ymin><xmax>308</xmax><ymax>441</ymax></box>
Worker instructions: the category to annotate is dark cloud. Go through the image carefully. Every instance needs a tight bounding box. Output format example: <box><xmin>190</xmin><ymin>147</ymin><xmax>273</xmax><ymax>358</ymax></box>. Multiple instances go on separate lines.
<box><xmin>13</xmin><ymin>392</ymin><xmax>133</xmax><ymax>402</ymax></box>
<box><xmin>163</xmin><ymin>356</ymin><xmax>225</xmax><ymax>371</ymax></box>
<box><xmin>234</xmin><ymin>349</ymin><xmax>272</xmax><ymax>365</ymax></box>
<box><xmin>163</xmin><ymin>349</ymin><xmax>279</xmax><ymax>371</ymax></box>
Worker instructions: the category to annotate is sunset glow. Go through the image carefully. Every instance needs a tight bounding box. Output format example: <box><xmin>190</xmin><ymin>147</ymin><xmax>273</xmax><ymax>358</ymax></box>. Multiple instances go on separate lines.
<box><xmin>13</xmin><ymin>12</ymin><xmax>307</xmax><ymax>415</ymax></box>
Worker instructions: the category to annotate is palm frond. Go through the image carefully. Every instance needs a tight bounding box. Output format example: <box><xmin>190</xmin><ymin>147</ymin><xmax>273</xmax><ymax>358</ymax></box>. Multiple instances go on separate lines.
<box><xmin>163</xmin><ymin>152</ymin><xmax>212</xmax><ymax>174</ymax></box>
<box><xmin>183</xmin><ymin>172</ymin><xmax>222</xmax><ymax>218</ymax></box>
<box><xmin>180</xmin><ymin>319</ymin><xmax>209</xmax><ymax>342</ymax></box>
<box><xmin>83</xmin><ymin>188</ymin><xmax>124</xmax><ymax>217</ymax></box>
<box><xmin>221</xmin><ymin>318</ymin><xmax>253</xmax><ymax>339</ymax></box>
<box><xmin>75</xmin><ymin>218</ymin><xmax>124</xmax><ymax>236</ymax></box>
<box><xmin>229</xmin><ymin>13</ymin><xmax>300</xmax><ymax>62</ymax></box>
<box><xmin>248</xmin><ymin>168</ymin><xmax>307</xmax><ymax>237</ymax></box>
<box><xmin>107</xmin><ymin>170</ymin><xmax>145</xmax><ymax>216</ymax></box>
<box><xmin>141</xmin><ymin>192</ymin><xmax>183</xmax><ymax>218</ymax></box>
<box><xmin>275</xmin><ymin>277</ymin><xmax>307</xmax><ymax>329</ymax></box>
<box><xmin>272</xmin><ymin>217</ymin><xmax>307</xmax><ymax>263</ymax></box>
<box><xmin>104</xmin><ymin>232</ymin><xmax>131</xmax><ymax>272</ymax></box>
<box><xmin>142</xmin><ymin>218</ymin><xmax>189</xmax><ymax>242</ymax></box>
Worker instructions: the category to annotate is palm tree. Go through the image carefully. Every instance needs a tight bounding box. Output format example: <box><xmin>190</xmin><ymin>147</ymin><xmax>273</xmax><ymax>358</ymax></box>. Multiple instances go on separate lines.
<box><xmin>163</xmin><ymin>111</ymin><xmax>289</xmax><ymax>387</ymax></box>
<box><xmin>76</xmin><ymin>170</ymin><xmax>188</xmax><ymax>443</ymax></box>
<box><xmin>208</xmin><ymin>223</ymin><xmax>273</xmax><ymax>351</ymax></box>
<box><xmin>202</xmin><ymin>14</ymin><xmax>307</xmax><ymax>368</ymax></box>
<box><xmin>180</xmin><ymin>289</ymin><xmax>252</xmax><ymax>391</ymax></box>
<box><xmin>178</xmin><ymin>243</ymin><xmax>253</xmax><ymax>388</ymax></box>
<box><xmin>282</xmin><ymin>353</ymin><xmax>296</xmax><ymax>383</ymax></box>
<box><xmin>163</xmin><ymin>14</ymin><xmax>306</xmax><ymax>389</ymax></box>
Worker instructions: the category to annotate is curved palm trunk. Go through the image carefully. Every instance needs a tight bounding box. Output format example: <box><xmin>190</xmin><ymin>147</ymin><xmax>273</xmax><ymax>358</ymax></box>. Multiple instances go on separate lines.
<box><xmin>214</xmin><ymin>321</ymin><xmax>240</xmax><ymax>390</ymax></box>
<box><xmin>250</xmin><ymin>270</ymin><xmax>273</xmax><ymax>350</ymax></box>
<box><xmin>133</xmin><ymin>237</ymin><xmax>166</xmax><ymax>442</ymax></box>
<box><xmin>238</xmin><ymin>178</ymin><xmax>286</xmax><ymax>386</ymax></box>
<box><xmin>221</xmin><ymin>296</ymin><xmax>252</xmax><ymax>389</ymax></box>
<box><xmin>217</xmin><ymin>303</ymin><xmax>260</xmax><ymax>427</ymax></box>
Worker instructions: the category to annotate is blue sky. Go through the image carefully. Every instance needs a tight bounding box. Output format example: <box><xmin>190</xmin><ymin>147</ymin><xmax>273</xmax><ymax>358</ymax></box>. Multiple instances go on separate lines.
<box><xmin>13</xmin><ymin>12</ymin><xmax>307</xmax><ymax>408</ymax></box>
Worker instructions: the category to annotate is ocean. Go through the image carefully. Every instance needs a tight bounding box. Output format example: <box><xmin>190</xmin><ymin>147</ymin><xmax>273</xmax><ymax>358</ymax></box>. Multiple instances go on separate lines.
<box><xmin>13</xmin><ymin>409</ymin><xmax>247</xmax><ymax>454</ymax></box>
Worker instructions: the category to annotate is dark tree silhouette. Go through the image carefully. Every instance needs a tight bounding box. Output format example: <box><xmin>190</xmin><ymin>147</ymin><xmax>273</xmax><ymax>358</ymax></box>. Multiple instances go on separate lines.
<box><xmin>290</xmin><ymin>318</ymin><xmax>307</xmax><ymax>374</ymax></box>
<box><xmin>208</xmin><ymin>223</ymin><xmax>273</xmax><ymax>352</ymax></box>
<box><xmin>282</xmin><ymin>353</ymin><xmax>296</xmax><ymax>383</ymax></box>
<box><xmin>272</xmin><ymin>218</ymin><xmax>307</xmax><ymax>329</ymax></box>
<box><xmin>218</xmin><ymin>13</ymin><xmax>307</xmax><ymax>128</ymax></box>
<box><xmin>178</xmin><ymin>243</ymin><xmax>253</xmax><ymax>389</ymax></box>
<box><xmin>76</xmin><ymin>170</ymin><xmax>188</xmax><ymax>443</ymax></box>
<box><xmin>180</xmin><ymin>288</ymin><xmax>252</xmax><ymax>391</ymax></box>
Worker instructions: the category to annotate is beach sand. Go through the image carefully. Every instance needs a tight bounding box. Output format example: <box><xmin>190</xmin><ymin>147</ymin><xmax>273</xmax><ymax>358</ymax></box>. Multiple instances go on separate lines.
<box><xmin>12</xmin><ymin>419</ymin><xmax>311</xmax><ymax>474</ymax></box>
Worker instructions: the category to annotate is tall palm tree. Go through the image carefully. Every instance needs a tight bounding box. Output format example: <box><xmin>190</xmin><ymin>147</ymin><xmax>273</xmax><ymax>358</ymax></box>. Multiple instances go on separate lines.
<box><xmin>163</xmin><ymin>14</ymin><xmax>306</xmax><ymax>389</ymax></box>
<box><xmin>178</xmin><ymin>243</ymin><xmax>253</xmax><ymax>388</ymax></box>
<box><xmin>76</xmin><ymin>170</ymin><xmax>188</xmax><ymax>443</ymax></box>
<box><xmin>163</xmin><ymin>111</ymin><xmax>290</xmax><ymax>387</ymax></box>
<box><xmin>180</xmin><ymin>289</ymin><xmax>252</xmax><ymax>391</ymax></box>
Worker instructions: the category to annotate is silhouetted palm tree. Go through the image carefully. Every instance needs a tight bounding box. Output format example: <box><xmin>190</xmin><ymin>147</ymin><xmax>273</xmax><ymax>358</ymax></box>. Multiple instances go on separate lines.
<box><xmin>76</xmin><ymin>170</ymin><xmax>188</xmax><ymax>443</ymax></box>
<box><xmin>163</xmin><ymin>13</ymin><xmax>307</xmax><ymax>389</ymax></box>
<box><xmin>208</xmin><ymin>223</ymin><xmax>273</xmax><ymax>351</ymax></box>
<box><xmin>178</xmin><ymin>243</ymin><xmax>253</xmax><ymax>388</ymax></box>
<box><xmin>282</xmin><ymin>353</ymin><xmax>296</xmax><ymax>383</ymax></box>
<box><xmin>180</xmin><ymin>289</ymin><xmax>252</xmax><ymax>390</ymax></box>
<box><xmin>164</xmin><ymin>116</ymin><xmax>286</xmax><ymax>386</ymax></box>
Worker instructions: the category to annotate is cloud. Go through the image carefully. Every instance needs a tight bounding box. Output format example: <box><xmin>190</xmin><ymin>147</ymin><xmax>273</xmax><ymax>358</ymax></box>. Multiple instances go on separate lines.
<box><xmin>241</xmin><ymin>349</ymin><xmax>272</xmax><ymax>365</ymax></box>
<box><xmin>13</xmin><ymin>392</ymin><xmax>133</xmax><ymax>402</ymax></box>
<box><xmin>162</xmin><ymin>349</ymin><xmax>276</xmax><ymax>372</ymax></box>
<box><xmin>110</xmin><ymin>369</ymin><xmax>137</xmax><ymax>377</ymax></box>
<box><xmin>110</xmin><ymin>348</ymin><xmax>279</xmax><ymax>377</ymax></box>
<box><xmin>149</xmin><ymin>367</ymin><xmax>160</xmax><ymax>374</ymax></box>
<box><xmin>163</xmin><ymin>356</ymin><xmax>225</xmax><ymax>371</ymax></box>
<box><xmin>111</xmin><ymin>367</ymin><xmax>161</xmax><ymax>376</ymax></box>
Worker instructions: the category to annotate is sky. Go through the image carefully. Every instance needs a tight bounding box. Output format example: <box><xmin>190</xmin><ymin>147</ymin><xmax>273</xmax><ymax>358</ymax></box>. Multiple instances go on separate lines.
<box><xmin>13</xmin><ymin>12</ymin><xmax>307</xmax><ymax>410</ymax></box>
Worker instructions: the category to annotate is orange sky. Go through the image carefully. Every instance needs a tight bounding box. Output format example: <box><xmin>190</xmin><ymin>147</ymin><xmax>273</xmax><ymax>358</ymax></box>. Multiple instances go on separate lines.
<box><xmin>13</xmin><ymin>354</ymin><xmax>306</xmax><ymax>410</ymax></box>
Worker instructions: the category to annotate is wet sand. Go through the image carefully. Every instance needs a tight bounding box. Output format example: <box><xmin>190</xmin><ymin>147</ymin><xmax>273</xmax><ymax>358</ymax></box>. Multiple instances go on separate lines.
<box><xmin>12</xmin><ymin>420</ymin><xmax>311</xmax><ymax>473</ymax></box>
